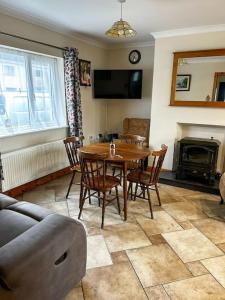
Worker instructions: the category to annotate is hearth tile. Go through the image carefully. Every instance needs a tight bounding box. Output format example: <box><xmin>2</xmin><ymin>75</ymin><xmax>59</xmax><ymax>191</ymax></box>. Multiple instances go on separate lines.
<box><xmin>185</xmin><ymin>261</ymin><xmax>208</xmax><ymax>276</ymax></box>
<box><xmin>164</xmin><ymin>274</ymin><xmax>225</xmax><ymax>300</ymax></box>
<box><xmin>162</xmin><ymin>202</ymin><xmax>207</xmax><ymax>222</ymax></box>
<box><xmin>145</xmin><ymin>285</ymin><xmax>170</xmax><ymax>300</ymax></box>
<box><xmin>103</xmin><ymin>223</ymin><xmax>151</xmax><ymax>252</ymax></box>
<box><xmin>65</xmin><ymin>286</ymin><xmax>84</xmax><ymax>300</ymax></box>
<box><xmin>126</xmin><ymin>244</ymin><xmax>191</xmax><ymax>287</ymax></box>
<box><xmin>136</xmin><ymin>211</ymin><xmax>182</xmax><ymax>236</ymax></box>
<box><xmin>82</xmin><ymin>262</ymin><xmax>147</xmax><ymax>300</ymax></box>
<box><xmin>201</xmin><ymin>256</ymin><xmax>225</xmax><ymax>288</ymax></box>
<box><xmin>162</xmin><ymin>228</ymin><xmax>223</xmax><ymax>263</ymax></box>
<box><xmin>192</xmin><ymin>218</ymin><xmax>225</xmax><ymax>244</ymax></box>
<box><xmin>86</xmin><ymin>235</ymin><xmax>112</xmax><ymax>269</ymax></box>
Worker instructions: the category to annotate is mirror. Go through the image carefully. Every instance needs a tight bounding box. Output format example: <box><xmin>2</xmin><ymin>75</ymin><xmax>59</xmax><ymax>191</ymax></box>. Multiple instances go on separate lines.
<box><xmin>170</xmin><ymin>49</ymin><xmax>225</xmax><ymax>107</ymax></box>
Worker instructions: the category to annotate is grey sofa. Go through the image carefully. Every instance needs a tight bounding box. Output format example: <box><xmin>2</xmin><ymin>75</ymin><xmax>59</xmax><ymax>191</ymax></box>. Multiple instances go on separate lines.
<box><xmin>0</xmin><ymin>193</ymin><xmax>86</xmax><ymax>300</ymax></box>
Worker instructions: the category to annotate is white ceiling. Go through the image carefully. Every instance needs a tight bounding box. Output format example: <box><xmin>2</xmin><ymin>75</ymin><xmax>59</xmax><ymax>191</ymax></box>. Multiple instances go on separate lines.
<box><xmin>0</xmin><ymin>0</ymin><xmax>225</xmax><ymax>47</ymax></box>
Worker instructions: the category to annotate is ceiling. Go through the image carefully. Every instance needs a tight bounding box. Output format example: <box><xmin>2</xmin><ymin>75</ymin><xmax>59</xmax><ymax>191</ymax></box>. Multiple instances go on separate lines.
<box><xmin>0</xmin><ymin>0</ymin><xmax>225</xmax><ymax>47</ymax></box>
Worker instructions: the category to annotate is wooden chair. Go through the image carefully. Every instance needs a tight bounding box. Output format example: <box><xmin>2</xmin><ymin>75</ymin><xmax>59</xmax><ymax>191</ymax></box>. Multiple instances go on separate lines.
<box><xmin>63</xmin><ymin>136</ymin><xmax>84</xmax><ymax>199</ymax></box>
<box><xmin>78</xmin><ymin>152</ymin><xmax>121</xmax><ymax>228</ymax></box>
<box><xmin>127</xmin><ymin>145</ymin><xmax>168</xmax><ymax>218</ymax></box>
<box><xmin>111</xmin><ymin>134</ymin><xmax>146</xmax><ymax>181</ymax></box>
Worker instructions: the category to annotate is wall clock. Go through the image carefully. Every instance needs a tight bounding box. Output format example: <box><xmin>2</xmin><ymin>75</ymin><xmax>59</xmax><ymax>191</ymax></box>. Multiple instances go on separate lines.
<box><xmin>129</xmin><ymin>50</ymin><xmax>141</xmax><ymax>64</ymax></box>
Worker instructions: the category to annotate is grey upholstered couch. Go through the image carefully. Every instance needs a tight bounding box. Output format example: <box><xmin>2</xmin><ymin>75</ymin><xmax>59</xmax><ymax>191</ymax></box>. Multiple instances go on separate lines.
<box><xmin>0</xmin><ymin>193</ymin><xmax>86</xmax><ymax>300</ymax></box>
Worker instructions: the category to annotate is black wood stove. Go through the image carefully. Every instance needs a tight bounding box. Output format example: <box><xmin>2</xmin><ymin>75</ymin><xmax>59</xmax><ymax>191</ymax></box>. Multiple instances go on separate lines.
<box><xmin>176</xmin><ymin>137</ymin><xmax>220</xmax><ymax>185</ymax></box>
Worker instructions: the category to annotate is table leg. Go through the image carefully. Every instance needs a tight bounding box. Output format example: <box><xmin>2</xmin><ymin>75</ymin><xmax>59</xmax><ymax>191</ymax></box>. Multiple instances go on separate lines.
<box><xmin>123</xmin><ymin>162</ymin><xmax>128</xmax><ymax>221</ymax></box>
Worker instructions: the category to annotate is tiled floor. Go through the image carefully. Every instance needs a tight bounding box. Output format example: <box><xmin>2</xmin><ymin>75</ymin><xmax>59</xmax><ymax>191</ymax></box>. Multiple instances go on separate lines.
<box><xmin>18</xmin><ymin>174</ymin><xmax>225</xmax><ymax>300</ymax></box>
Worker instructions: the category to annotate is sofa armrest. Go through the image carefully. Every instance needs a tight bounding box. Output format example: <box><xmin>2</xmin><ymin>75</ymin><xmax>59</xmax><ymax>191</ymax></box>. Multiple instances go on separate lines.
<box><xmin>0</xmin><ymin>194</ymin><xmax>18</xmax><ymax>209</ymax></box>
<box><xmin>0</xmin><ymin>214</ymin><xmax>86</xmax><ymax>290</ymax></box>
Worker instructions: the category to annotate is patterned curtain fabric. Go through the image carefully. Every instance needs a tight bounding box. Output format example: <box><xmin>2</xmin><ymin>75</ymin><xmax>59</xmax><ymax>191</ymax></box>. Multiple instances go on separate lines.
<box><xmin>0</xmin><ymin>153</ymin><xmax>3</xmax><ymax>192</ymax></box>
<box><xmin>64</xmin><ymin>47</ymin><xmax>83</xmax><ymax>137</ymax></box>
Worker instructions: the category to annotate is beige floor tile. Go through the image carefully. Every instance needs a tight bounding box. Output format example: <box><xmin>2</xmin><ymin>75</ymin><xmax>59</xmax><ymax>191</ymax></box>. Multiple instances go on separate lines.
<box><xmin>162</xmin><ymin>202</ymin><xmax>207</xmax><ymax>222</ymax></box>
<box><xmin>64</xmin><ymin>286</ymin><xmax>84</xmax><ymax>300</ymax></box>
<box><xmin>86</xmin><ymin>235</ymin><xmax>112</xmax><ymax>269</ymax></box>
<box><xmin>103</xmin><ymin>223</ymin><xmax>151</xmax><ymax>252</ymax></box>
<box><xmin>127</xmin><ymin>198</ymin><xmax>162</xmax><ymax>216</ymax></box>
<box><xmin>145</xmin><ymin>286</ymin><xmax>170</xmax><ymax>300</ymax></box>
<box><xmin>136</xmin><ymin>211</ymin><xmax>182</xmax><ymax>236</ymax></box>
<box><xmin>177</xmin><ymin>220</ymin><xmax>194</xmax><ymax>229</ymax></box>
<box><xmin>82</xmin><ymin>262</ymin><xmax>147</xmax><ymax>300</ymax></box>
<box><xmin>217</xmin><ymin>243</ymin><xmax>225</xmax><ymax>253</ymax></box>
<box><xmin>192</xmin><ymin>218</ymin><xmax>225</xmax><ymax>244</ymax></box>
<box><xmin>23</xmin><ymin>189</ymin><xmax>55</xmax><ymax>204</ymax></box>
<box><xmin>41</xmin><ymin>201</ymin><xmax>69</xmax><ymax>216</ymax></box>
<box><xmin>111</xmin><ymin>251</ymin><xmax>129</xmax><ymax>264</ymax></box>
<box><xmin>126</xmin><ymin>244</ymin><xmax>191</xmax><ymax>287</ymax></box>
<box><xmin>148</xmin><ymin>234</ymin><xmax>167</xmax><ymax>245</ymax></box>
<box><xmin>185</xmin><ymin>261</ymin><xmax>208</xmax><ymax>276</ymax></box>
<box><xmin>202</xmin><ymin>256</ymin><xmax>225</xmax><ymax>288</ymax></box>
<box><xmin>164</xmin><ymin>274</ymin><xmax>225</xmax><ymax>300</ymax></box>
<box><xmin>163</xmin><ymin>228</ymin><xmax>223</xmax><ymax>263</ymax></box>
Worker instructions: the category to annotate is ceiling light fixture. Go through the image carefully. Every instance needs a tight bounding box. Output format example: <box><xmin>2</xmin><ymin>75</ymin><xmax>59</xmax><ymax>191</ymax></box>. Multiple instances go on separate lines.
<box><xmin>105</xmin><ymin>0</ymin><xmax>137</xmax><ymax>38</ymax></box>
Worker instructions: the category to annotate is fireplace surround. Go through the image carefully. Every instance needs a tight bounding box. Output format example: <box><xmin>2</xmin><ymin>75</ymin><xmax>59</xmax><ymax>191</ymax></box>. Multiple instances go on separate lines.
<box><xmin>176</xmin><ymin>137</ymin><xmax>220</xmax><ymax>185</ymax></box>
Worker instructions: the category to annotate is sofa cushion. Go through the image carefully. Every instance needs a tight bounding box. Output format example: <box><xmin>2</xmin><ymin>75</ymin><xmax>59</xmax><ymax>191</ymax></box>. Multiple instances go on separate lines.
<box><xmin>0</xmin><ymin>209</ymin><xmax>38</xmax><ymax>247</ymax></box>
<box><xmin>7</xmin><ymin>201</ymin><xmax>53</xmax><ymax>221</ymax></box>
<box><xmin>0</xmin><ymin>194</ymin><xmax>18</xmax><ymax>210</ymax></box>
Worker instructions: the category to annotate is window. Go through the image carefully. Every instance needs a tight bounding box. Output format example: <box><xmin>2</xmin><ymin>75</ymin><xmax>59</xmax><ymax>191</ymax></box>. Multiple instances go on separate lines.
<box><xmin>0</xmin><ymin>46</ymin><xmax>66</xmax><ymax>137</ymax></box>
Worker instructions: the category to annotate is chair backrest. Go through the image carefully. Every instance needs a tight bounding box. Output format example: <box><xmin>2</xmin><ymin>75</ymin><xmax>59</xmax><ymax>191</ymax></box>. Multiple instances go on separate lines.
<box><xmin>120</xmin><ymin>134</ymin><xmax>146</xmax><ymax>146</ymax></box>
<box><xmin>123</xmin><ymin>118</ymin><xmax>150</xmax><ymax>145</ymax></box>
<box><xmin>63</xmin><ymin>136</ymin><xmax>84</xmax><ymax>167</ymax></box>
<box><xmin>148</xmin><ymin>144</ymin><xmax>168</xmax><ymax>184</ymax></box>
<box><xmin>79</xmin><ymin>151</ymin><xmax>107</xmax><ymax>190</ymax></box>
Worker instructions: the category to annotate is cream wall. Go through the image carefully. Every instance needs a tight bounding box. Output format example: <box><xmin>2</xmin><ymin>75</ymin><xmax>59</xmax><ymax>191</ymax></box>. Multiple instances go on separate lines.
<box><xmin>0</xmin><ymin>13</ymin><xmax>108</xmax><ymax>153</ymax></box>
<box><xmin>104</xmin><ymin>46</ymin><xmax>154</xmax><ymax>133</ymax></box>
<box><xmin>150</xmin><ymin>31</ymin><xmax>225</xmax><ymax>170</ymax></box>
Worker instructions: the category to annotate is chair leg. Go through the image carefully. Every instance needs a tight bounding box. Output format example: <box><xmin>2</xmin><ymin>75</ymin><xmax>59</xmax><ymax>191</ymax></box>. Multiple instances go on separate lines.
<box><xmin>128</xmin><ymin>182</ymin><xmax>132</xmax><ymax>200</ymax></box>
<box><xmin>78</xmin><ymin>188</ymin><xmax>88</xmax><ymax>219</ymax></box>
<box><xmin>88</xmin><ymin>190</ymin><xmax>91</xmax><ymax>205</ymax></box>
<box><xmin>115</xmin><ymin>186</ymin><xmax>121</xmax><ymax>214</ymax></box>
<box><xmin>79</xmin><ymin>180</ymin><xmax>84</xmax><ymax>209</ymax></box>
<box><xmin>134</xmin><ymin>183</ymin><xmax>138</xmax><ymax>201</ymax></box>
<box><xmin>147</xmin><ymin>186</ymin><xmax>153</xmax><ymax>219</ymax></box>
<box><xmin>66</xmin><ymin>171</ymin><xmax>75</xmax><ymax>198</ymax></box>
<box><xmin>109</xmin><ymin>168</ymin><xmax>116</xmax><ymax>195</ymax></box>
<box><xmin>98</xmin><ymin>191</ymin><xmax>101</xmax><ymax>207</ymax></box>
<box><xmin>155</xmin><ymin>184</ymin><xmax>161</xmax><ymax>206</ymax></box>
<box><xmin>101</xmin><ymin>192</ymin><xmax>106</xmax><ymax>229</ymax></box>
<box><xmin>130</xmin><ymin>182</ymin><xmax>133</xmax><ymax>200</ymax></box>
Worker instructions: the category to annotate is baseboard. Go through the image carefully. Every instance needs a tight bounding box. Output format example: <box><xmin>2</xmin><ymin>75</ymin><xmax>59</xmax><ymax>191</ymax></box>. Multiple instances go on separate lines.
<box><xmin>4</xmin><ymin>167</ymin><xmax>71</xmax><ymax>197</ymax></box>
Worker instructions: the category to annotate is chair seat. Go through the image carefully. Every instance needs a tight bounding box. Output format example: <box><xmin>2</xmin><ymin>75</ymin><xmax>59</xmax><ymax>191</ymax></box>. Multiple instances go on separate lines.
<box><xmin>71</xmin><ymin>164</ymin><xmax>81</xmax><ymax>172</ymax></box>
<box><xmin>85</xmin><ymin>175</ymin><xmax>120</xmax><ymax>191</ymax></box>
<box><xmin>127</xmin><ymin>169</ymin><xmax>153</xmax><ymax>185</ymax></box>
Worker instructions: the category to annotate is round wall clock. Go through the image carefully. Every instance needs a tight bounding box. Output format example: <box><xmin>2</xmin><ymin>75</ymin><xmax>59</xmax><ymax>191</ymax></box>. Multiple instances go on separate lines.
<box><xmin>129</xmin><ymin>50</ymin><xmax>141</xmax><ymax>64</ymax></box>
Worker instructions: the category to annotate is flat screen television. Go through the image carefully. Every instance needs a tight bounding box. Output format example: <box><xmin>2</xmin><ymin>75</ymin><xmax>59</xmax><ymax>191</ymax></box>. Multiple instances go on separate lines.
<box><xmin>94</xmin><ymin>69</ymin><xmax>142</xmax><ymax>99</ymax></box>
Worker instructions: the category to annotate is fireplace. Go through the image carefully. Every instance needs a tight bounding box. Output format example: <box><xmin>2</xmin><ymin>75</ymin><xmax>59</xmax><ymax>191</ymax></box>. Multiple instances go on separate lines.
<box><xmin>176</xmin><ymin>137</ymin><xmax>220</xmax><ymax>185</ymax></box>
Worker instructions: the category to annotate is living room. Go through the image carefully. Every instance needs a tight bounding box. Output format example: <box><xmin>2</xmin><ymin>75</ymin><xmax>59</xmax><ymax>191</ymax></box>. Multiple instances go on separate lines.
<box><xmin>1</xmin><ymin>1</ymin><xmax>225</xmax><ymax>299</ymax></box>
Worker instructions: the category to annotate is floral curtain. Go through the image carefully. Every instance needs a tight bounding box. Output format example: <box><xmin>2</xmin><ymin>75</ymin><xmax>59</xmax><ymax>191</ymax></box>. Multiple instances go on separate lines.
<box><xmin>0</xmin><ymin>153</ymin><xmax>3</xmax><ymax>192</ymax></box>
<box><xmin>64</xmin><ymin>47</ymin><xmax>83</xmax><ymax>137</ymax></box>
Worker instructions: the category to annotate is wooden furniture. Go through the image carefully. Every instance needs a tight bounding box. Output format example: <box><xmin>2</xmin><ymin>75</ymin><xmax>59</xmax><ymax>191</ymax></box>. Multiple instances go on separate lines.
<box><xmin>63</xmin><ymin>136</ymin><xmax>84</xmax><ymax>199</ymax></box>
<box><xmin>170</xmin><ymin>48</ymin><xmax>225</xmax><ymax>107</ymax></box>
<box><xmin>78</xmin><ymin>152</ymin><xmax>121</xmax><ymax>228</ymax></box>
<box><xmin>111</xmin><ymin>134</ymin><xmax>146</xmax><ymax>181</ymax></box>
<box><xmin>123</xmin><ymin>118</ymin><xmax>150</xmax><ymax>146</ymax></box>
<box><xmin>127</xmin><ymin>145</ymin><xmax>168</xmax><ymax>218</ymax></box>
<box><xmin>79</xmin><ymin>143</ymin><xmax>151</xmax><ymax>220</ymax></box>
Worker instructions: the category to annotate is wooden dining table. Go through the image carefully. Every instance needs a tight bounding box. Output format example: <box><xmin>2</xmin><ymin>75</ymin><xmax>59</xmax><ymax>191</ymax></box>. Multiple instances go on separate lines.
<box><xmin>80</xmin><ymin>142</ymin><xmax>151</xmax><ymax>220</ymax></box>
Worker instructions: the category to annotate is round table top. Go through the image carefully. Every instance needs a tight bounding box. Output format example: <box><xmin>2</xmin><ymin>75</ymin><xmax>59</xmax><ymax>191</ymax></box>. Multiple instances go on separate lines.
<box><xmin>80</xmin><ymin>142</ymin><xmax>151</xmax><ymax>162</ymax></box>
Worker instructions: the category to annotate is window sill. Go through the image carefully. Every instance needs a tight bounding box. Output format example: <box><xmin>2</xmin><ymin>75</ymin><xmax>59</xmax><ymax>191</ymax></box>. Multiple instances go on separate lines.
<box><xmin>0</xmin><ymin>126</ymin><xmax>68</xmax><ymax>140</ymax></box>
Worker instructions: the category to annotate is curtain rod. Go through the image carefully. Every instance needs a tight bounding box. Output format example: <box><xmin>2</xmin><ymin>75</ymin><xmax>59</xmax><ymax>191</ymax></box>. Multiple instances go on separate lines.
<box><xmin>0</xmin><ymin>31</ymin><xmax>66</xmax><ymax>51</ymax></box>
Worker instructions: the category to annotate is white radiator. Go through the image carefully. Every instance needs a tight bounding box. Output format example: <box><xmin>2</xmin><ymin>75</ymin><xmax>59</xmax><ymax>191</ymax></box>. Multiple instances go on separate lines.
<box><xmin>2</xmin><ymin>140</ymin><xmax>68</xmax><ymax>191</ymax></box>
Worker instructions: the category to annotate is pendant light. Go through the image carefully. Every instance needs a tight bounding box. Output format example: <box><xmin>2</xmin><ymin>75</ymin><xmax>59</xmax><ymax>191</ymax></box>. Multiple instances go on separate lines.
<box><xmin>105</xmin><ymin>0</ymin><xmax>137</xmax><ymax>38</ymax></box>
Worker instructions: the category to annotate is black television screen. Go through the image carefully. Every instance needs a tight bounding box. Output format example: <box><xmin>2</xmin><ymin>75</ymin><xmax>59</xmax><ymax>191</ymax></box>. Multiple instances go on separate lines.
<box><xmin>94</xmin><ymin>70</ymin><xmax>142</xmax><ymax>99</ymax></box>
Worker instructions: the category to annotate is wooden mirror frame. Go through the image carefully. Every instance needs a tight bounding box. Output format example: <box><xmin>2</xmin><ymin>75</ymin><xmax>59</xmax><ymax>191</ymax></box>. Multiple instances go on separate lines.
<box><xmin>170</xmin><ymin>48</ymin><xmax>225</xmax><ymax>107</ymax></box>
